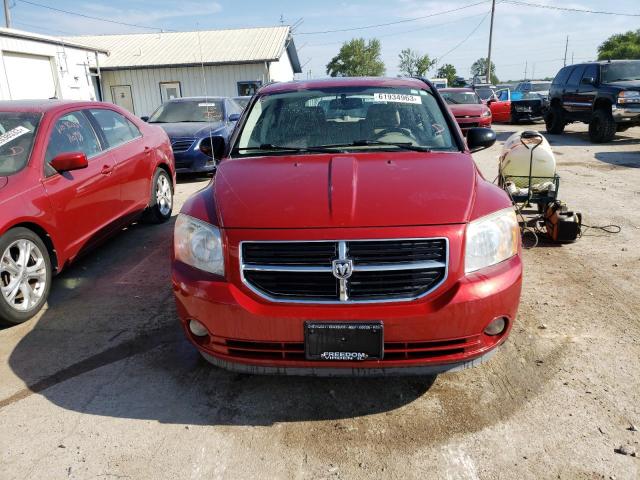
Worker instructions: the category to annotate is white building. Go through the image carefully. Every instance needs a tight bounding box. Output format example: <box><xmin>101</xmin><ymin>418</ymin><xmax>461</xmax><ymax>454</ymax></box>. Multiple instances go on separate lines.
<box><xmin>69</xmin><ymin>26</ymin><xmax>302</xmax><ymax>117</ymax></box>
<box><xmin>0</xmin><ymin>28</ymin><xmax>108</xmax><ymax>101</ymax></box>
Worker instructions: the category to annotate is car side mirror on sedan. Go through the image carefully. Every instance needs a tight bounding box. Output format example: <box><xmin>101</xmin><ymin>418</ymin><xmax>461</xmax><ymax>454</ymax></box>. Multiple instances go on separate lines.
<box><xmin>228</xmin><ymin>113</ymin><xmax>241</xmax><ymax>122</ymax></box>
<box><xmin>199</xmin><ymin>135</ymin><xmax>226</xmax><ymax>162</ymax></box>
<box><xmin>466</xmin><ymin>128</ymin><xmax>497</xmax><ymax>153</ymax></box>
<box><xmin>140</xmin><ymin>116</ymin><xmax>149</xmax><ymax>122</ymax></box>
<box><xmin>50</xmin><ymin>152</ymin><xmax>89</xmax><ymax>173</ymax></box>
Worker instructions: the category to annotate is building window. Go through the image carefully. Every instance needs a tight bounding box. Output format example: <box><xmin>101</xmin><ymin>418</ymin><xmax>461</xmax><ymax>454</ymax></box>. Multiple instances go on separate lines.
<box><xmin>160</xmin><ymin>81</ymin><xmax>182</xmax><ymax>102</ymax></box>
<box><xmin>237</xmin><ymin>81</ymin><xmax>262</xmax><ymax>96</ymax></box>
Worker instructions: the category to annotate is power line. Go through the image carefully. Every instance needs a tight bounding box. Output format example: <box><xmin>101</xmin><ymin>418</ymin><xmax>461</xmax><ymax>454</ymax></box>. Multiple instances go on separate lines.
<box><xmin>305</xmin><ymin>11</ymin><xmax>489</xmax><ymax>48</ymax></box>
<box><xmin>500</xmin><ymin>0</ymin><xmax>640</xmax><ymax>17</ymax></box>
<box><xmin>297</xmin><ymin>0</ymin><xmax>489</xmax><ymax>35</ymax></box>
<box><xmin>15</xmin><ymin>0</ymin><xmax>175</xmax><ymax>32</ymax></box>
<box><xmin>436</xmin><ymin>10</ymin><xmax>490</xmax><ymax>63</ymax></box>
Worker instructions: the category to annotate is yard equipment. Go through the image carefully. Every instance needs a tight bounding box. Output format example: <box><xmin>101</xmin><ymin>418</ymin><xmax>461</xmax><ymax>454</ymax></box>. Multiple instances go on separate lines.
<box><xmin>498</xmin><ymin>130</ymin><xmax>581</xmax><ymax>243</ymax></box>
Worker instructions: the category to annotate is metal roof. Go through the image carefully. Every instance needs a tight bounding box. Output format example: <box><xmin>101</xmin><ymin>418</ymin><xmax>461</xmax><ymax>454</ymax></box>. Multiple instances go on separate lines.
<box><xmin>0</xmin><ymin>27</ymin><xmax>109</xmax><ymax>54</ymax></box>
<box><xmin>66</xmin><ymin>26</ymin><xmax>301</xmax><ymax>72</ymax></box>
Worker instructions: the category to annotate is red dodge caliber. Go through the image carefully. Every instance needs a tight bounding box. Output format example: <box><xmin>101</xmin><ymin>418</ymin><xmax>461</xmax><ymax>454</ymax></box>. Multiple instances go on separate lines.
<box><xmin>173</xmin><ymin>78</ymin><xmax>522</xmax><ymax>376</ymax></box>
<box><xmin>0</xmin><ymin>100</ymin><xmax>175</xmax><ymax>325</ymax></box>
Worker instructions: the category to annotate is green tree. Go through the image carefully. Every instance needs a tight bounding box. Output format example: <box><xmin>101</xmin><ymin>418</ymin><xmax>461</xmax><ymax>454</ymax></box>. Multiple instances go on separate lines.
<box><xmin>471</xmin><ymin>57</ymin><xmax>499</xmax><ymax>84</ymax></box>
<box><xmin>436</xmin><ymin>64</ymin><xmax>457</xmax><ymax>86</ymax></box>
<box><xmin>326</xmin><ymin>38</ymin><xmax>386</xmax><ymax>77</ymax></box>
<box><xmin>397</xmin><ymin>48</ymin><xmax>435</xmax><ymax>77</ymax></box>
<box><xmin>597</xmin><ymin>29</ymin><xmax>640</xmax><ymax>60</ymax></box>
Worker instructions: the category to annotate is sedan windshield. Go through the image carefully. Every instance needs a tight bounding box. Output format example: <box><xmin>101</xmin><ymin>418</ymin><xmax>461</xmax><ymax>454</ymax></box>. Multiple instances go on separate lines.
<box><xmin>441</xmin><ymin>91</ymin><xmax>481</xmax><ymax>105</ymax></box>
<box><xmin>0</xmin><ymin>112</ymin><xmax>41</xmax><ymax>176</ymax></box>
<box><xmin>234</xmin><ymin>86</ymin><xmax>455</xmax><ymax>155</ymax></box>
<box><xmin>148</xmin><ymin>100</ymin><xmax>224</xmax><ymax>123</ymax></box>
<box><xmin>602</xmin><ymin>62</ymin><xmax>640</xmax><ymax>83</ymax></box>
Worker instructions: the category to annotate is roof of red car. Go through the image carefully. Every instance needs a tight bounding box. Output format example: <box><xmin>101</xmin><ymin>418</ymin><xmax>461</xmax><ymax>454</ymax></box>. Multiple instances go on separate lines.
<box><xmin>0</xmin><ymin>99</ymin><xmax>116</xmax><ymax>113</ymax></box>
<box><xmin>260</xmin><ymin>77</ymin><xmax>432</xmax><ymax>94</ymax></box>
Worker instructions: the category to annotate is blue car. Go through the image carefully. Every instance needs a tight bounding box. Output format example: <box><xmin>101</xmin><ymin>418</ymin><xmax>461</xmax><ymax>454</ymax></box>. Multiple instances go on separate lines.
<box><xmin>145</xmin><ymin>97</ymin><xmax>242</xmax><ymax>174</ymax></box>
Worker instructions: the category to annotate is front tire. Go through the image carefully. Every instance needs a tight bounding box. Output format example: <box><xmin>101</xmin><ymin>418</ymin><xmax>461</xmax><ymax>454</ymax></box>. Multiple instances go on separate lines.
<box><xmin>0</xmin><ymin>228</ymin><xmax>52</xmax><ymax>325</ymax></box>
<box><xmin>143</xmin><ymin>168</ymin><xmax>173</xmax><ymax>224</ymax></box>
<box><xmin>589</xmin><ymin>109</ymin><xmax>616</xmax><ymax>143</ymax></box>
<box><xmin>545</xmin><ymin>104</ymin><xmax>565</xmax><ymax>134</ymax></box>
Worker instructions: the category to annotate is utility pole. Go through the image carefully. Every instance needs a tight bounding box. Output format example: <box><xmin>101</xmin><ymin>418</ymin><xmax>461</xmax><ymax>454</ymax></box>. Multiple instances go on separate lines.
<box><xmin>563</xmin><ymin>35</ymin><xmax>569</xmax><ymax>66</ymax></box>
<box><xmin>486</xmin><ymin>0</ymin><xmax>496</xmax><ymax>84</ymax></box>
<box><xmin>524</xmin><ymin>61</ymin><xmax>528</xmax><ymax>81</ymax></box>
<box><xmin>3</xmin><ymin>0</ymin><xmax>11</xmax><ymax>28</ymax></box>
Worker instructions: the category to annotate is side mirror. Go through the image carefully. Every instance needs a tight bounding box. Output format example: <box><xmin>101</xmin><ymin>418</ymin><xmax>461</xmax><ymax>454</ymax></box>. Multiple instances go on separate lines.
<box><xmin>140</xmin><ymin>116</ymin><xmax>149</xmax><ymax>122</ymax></box>
<box><xmin>228</xmin><ymin>113</ymin><xmax>241</xmax><ymax>122</ymax></box>
<box><xmin>581</xmin><ymin>77</ymin><xmax>595</xmax><ymax>85</ymax></box>
<box><xmin>199</xmin><ymin>135</ymin><xmax>226</xmax><ymax>161</ymax></box>
<box><xmin>50</xmin><ymin>152</ymin><xmax>88</xmax><ymax>172</ymax></box>
<box><xmin>466</xmin><ymin>128</ymin><xmax>496</xmax><ymax>153</ymax></box>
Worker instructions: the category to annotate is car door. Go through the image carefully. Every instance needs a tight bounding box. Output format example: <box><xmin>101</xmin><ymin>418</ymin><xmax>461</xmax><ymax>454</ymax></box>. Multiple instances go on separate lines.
<box><xmin>41</xmin><ymin>110</ymin><xmax>121</xmax><ymax>259</ymax></box>
<box><xmin>490</xmin><ymin>89</ymin><xmax>511</xmax><ymax>123</ymax></box>
<box><xmin>562</xmin><ymin>65</ymin><xmax>585</xmax><ymax>113</ymax></box>
<box><xmin>575</xmin><ymin>64</ymin><xmax>599</xmax><ymax>120</ymax></box>
<box><xmin>86</xmin><ymin>108</ymin><xmax>151</xmax><ymax>214</ymax></box>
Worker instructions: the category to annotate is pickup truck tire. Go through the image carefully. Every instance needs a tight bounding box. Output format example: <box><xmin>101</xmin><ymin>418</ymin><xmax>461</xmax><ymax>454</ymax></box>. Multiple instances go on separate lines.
<box><xmin>588</xmin><ymin>109</ymin><xmax>617</xmax><ymax>143</ymax></box>
<box><xmin>545</xmin><ymin>105</ymin><xmax>565</xmax><ymax>134</ymax></box>
<box><xmin>0</xmin><ymin>227</ymin><xmax>52</xmax><ymax>325</ymax></box>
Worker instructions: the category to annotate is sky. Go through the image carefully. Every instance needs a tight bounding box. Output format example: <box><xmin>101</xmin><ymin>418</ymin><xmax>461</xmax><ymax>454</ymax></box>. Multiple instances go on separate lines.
<box><xmin>7</xmin><ymin>0</ymin><xmax>640</xmax><ymax>82</ymax></box>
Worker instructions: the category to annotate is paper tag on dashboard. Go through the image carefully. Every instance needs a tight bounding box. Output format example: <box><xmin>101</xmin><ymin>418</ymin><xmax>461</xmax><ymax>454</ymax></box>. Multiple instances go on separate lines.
<box><xmin>373</xmin><ymin>93</ymin><xmax>421</xmax><ymax>104</ymax></box>
<box><xmin>0</xmin><ymin>126</ymin><xmax>29</xmax><ymax>147</ymax></box>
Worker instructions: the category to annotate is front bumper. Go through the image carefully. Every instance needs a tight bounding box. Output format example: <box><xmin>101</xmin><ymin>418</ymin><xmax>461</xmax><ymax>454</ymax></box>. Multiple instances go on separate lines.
<box><xmin>173</xmin><ymin>150</ymin><xmax>217</xmax><ymax>174</ymax></box>
<box><xmin>455</xmin><ymin>116</ymin><xmax>492</xmax><ymax>133</ymax></box>
<box><xmin>172</xmin><ymin>225</ymin><xmax>522</xmax><ymax>374</ymax></box>
<box><xmin>612</xmin><ymin>104</ymin><xmax>640</xmax><ymax>123</ymax></box>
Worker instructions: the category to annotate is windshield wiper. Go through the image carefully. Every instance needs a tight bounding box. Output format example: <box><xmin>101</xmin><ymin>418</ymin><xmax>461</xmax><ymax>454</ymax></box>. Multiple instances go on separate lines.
<box><xmin>311</xmin><ymin>140</ymin><xmax>432</xmax><ymax>152</ymax></box>
<box><xmin>235</xmin><ymin>144</ymin><xmax>345</xmax><ymax>154</ymax></box>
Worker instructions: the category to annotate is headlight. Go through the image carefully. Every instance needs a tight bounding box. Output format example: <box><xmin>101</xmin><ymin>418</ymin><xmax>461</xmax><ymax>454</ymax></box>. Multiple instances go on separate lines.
<box><xmin>465</xmin><ymin>208</ymin><xmax>519</xmax><ymax>274</ymax></box>
<box><xmin>618</xmin><ymin>91</ymin><xmax>640</xmax><ymax>104</ymax></box>
<box><xmin>481</xmin><ymin>110</ymin><xmax>492</xmax><ymax>117</ymax></box>
<box><xmin>174</xmin><ymin>214</ymin><xmax>224</xmax><ymax>275</ymax></box>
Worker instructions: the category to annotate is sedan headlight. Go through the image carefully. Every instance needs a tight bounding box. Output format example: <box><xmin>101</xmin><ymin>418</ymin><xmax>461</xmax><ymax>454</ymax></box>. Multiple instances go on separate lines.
<box><xmin>465</xmin><ymin>208</ymin><xmax>519</xmax><ymax>274</ymax></box>
<box><xmin>174</xmin><ymin>214</ymin><xmax>224</xmax><ymax>275</ymax></box>
<box><xmin>481</xmin><ymin>109</ymin><xmax>492</xmax><ymax>117</ymax></box>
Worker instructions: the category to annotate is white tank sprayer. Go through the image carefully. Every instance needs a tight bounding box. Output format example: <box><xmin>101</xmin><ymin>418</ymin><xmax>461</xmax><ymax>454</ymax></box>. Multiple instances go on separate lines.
<box><xmin>499</xmin><ymin>131</ymin><xmax>556</xmax><ymax>192</ymax></box>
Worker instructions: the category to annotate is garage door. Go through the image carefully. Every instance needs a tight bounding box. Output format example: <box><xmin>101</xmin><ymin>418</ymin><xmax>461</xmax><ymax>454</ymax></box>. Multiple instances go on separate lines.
<box><xmin>3</xmin><ymin>52</ymin><xmax>57</xmax><ymax>100</ymax></box>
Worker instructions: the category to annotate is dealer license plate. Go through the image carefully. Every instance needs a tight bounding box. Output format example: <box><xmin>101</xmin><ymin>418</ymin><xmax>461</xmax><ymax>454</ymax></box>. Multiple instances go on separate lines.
<box><xmin>304</xmin><ymin>322</ymin><xmax>383</xmax><ymax>361</ymax></box>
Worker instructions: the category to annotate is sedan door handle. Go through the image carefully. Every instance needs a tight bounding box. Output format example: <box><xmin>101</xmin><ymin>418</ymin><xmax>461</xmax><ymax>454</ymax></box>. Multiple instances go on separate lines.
<box><xmin>101</xmin><ymin>164</ymin><xmax>114</xmax><ymax>175</ymax></box>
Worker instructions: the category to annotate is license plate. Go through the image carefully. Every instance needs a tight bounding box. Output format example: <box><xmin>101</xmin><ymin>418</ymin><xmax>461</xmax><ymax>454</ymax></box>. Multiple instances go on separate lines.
<box><xmin>304</xmin><ymin>322</ymin><xmax>383</xmax><ymax>361</ymax></box>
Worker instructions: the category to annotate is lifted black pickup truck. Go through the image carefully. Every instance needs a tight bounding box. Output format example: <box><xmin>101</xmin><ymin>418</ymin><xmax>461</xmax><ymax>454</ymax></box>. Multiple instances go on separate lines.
<box><xmin>545</xmin><ymin>60</ymin><xmax>640</xmax><ymax>143</ymax></box>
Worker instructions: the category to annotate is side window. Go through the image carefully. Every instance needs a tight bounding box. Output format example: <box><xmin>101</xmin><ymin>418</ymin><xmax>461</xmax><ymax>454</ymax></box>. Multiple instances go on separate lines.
<box><xmin>497</xmin><ymin>89</ymin><xmax>509</xmax><ymax>101</ymax></box>
<box><xmin>565</xmin><ymin>65</ymin><xmax>586</xmax><ymax>89</ymax></box>
<box><xmin>45</xmin><ymin>111</ymin><xmax>101</xmax><ymax>164</ymax></box>
<box><xmin>552</xmin><ymin>66</ymin><xmax>573</xmax><ymax>86</ymax></box>
<box><xmin>581</xmin><ymin>64</ymin><xmax>598</xmax><ymax>85</ymax></box>
<box><xmin>89</xmin><ymin>109</ymin><xmax>141</xmax><ymax>148</ymax></box>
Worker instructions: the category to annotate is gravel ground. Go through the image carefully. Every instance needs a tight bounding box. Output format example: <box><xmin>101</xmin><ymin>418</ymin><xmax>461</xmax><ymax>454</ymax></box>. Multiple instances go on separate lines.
<box><xmin>0</xmin><ymin>122</ymin><xmax>638</xmax><ymax>479</ymax></box>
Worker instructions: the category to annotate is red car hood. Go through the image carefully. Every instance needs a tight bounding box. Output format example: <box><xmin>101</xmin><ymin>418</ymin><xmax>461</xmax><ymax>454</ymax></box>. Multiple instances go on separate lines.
<box><xmin>448</xmin><ymin>103</ymin><xmax>488</xmax><ymax>117</ymax></box>
<box><xmin>214</xmin><ymin>152</ymin><xmax>477</xmax><ymax>228</ymax></box>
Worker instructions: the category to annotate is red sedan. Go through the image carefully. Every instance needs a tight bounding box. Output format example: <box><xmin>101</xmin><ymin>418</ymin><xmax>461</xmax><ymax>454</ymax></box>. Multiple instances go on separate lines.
<box><xmin>0</xmin><ymin>100</ymin><xmax>175</xmax><ymax>325</ymax></box>
<box><xmin>440</xmin><ymin>88</ymin><xmax>492</xmax><ymax>133</ymax></box>
<box><xmin>173</xmin><ymin>77</ymin><xmax>521</xmax><ymax>376</ymax></box>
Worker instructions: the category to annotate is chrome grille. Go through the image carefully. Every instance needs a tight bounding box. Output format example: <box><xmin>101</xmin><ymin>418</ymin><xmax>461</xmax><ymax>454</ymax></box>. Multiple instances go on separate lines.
<box><xmin>240</xmin><ymin>239</ymin><xmax>448</xmax><ymax>303</ymax></box>
<box><xmin>171</xmin><ymin>137</ymin><xmax>196</xmax><ymax>153</ymax></box>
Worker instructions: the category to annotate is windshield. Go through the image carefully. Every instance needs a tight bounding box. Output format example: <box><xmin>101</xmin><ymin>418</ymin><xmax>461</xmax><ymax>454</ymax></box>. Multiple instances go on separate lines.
<box><xmin>0</xmin><ymin>112</ymin><xmax>41</xmax><ymax>176</ymax></box>
<box><xmin>234</xmin><ymin>86</ymin><xmax>455</xmax><ymax>155</ymax></box>
<box><xmin>233</xmin><ymin>97</ymin><xmax>251</xmax><ymax>109</ymax></box>
<box><xmin>440</xmin><ymin>91</ymin><xmax>481</xmax><ymax>105</ymax></box>
<box><xmin>474</xmin><ymin>88</ymin><xmax>494</xmax><ymax>100</ymax></box>
<box><xmin>601</xmin><ymin>62</ymin><xmax>640</xmax><ymax>83</ymax></box>
<box><xmin>148</xmin><ymin>100</ymin><xmax>224</xmax><ymax>123</ymax></box>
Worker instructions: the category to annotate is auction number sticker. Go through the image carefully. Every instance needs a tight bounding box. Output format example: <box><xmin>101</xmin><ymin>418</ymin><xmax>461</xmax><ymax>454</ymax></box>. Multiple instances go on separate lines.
<box><xmin>373</xmin><ymin>93</ymin><xmax>421</xmax><ymax>104</ymax></box>
<box><xmin>0</xmin><ymin>126</ymin><xmax>29</xmax><ymax>147</ymax></box>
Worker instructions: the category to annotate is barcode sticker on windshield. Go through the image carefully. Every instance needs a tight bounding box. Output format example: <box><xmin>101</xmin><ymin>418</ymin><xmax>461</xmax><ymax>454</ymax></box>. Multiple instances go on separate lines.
<box><xmin>373</xmin><ymin>93</ymin><xmax>421</xmax><ymax>104</ymax></box>
<box><xmin>198</xmin><ymin>103</ymin><xmax>217</xmax><ymax>107</ymax></box>
<box><xmin>0</xmin><ymin>126</ymin><xmax>29</xmax><ymax>147</ymax></box>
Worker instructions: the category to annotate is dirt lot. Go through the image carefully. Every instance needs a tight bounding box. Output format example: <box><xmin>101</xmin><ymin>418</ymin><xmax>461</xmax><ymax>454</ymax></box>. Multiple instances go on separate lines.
<box><xmin>0</xmin><ymin>122</ymin><xmax>639</xmax><ymax>480</ymax></box>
